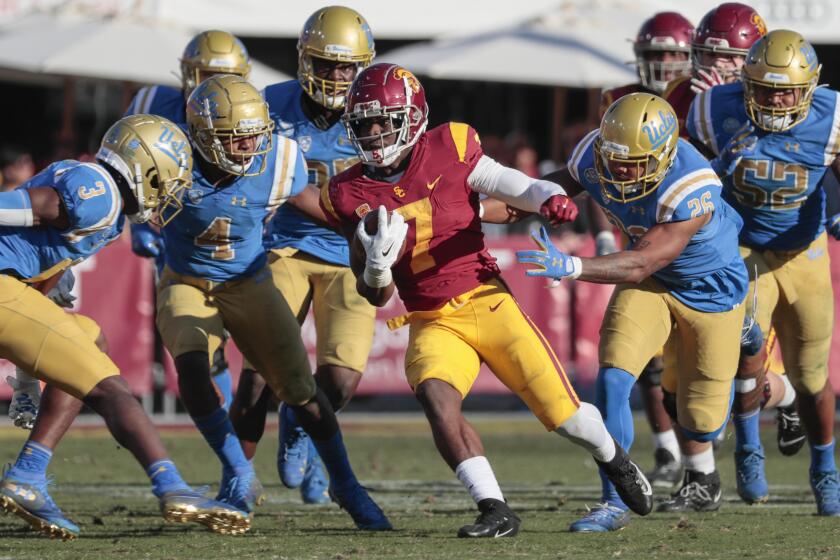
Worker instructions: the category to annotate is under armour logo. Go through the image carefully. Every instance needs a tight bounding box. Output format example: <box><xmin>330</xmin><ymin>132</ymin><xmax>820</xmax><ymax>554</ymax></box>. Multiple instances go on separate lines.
<box><xmin>231</xmin><ymin>196</ymin><xmax>247</xmax><ymax>206</ymax></box>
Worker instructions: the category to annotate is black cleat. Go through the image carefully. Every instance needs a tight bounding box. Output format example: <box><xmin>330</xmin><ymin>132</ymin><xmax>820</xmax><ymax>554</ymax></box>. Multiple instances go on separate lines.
<box><xmin>657</xmin><ymin>470</ymin><xmax>722</xmax><ymax>513</ymax></box>
<box><xmin>776</xmin><ymin>405</ymin><xmax>806</xmax><ymax>457</ymax></box>
<box><xmin>457</xmin><ymin>498</ymin><xmax>520</xmax><ymax>538</ymax></box>
<box><xmin>597</xmin><ymin>443</ymin><xmax>654</xmax><ymax>516</ymax></box>
<box><xmin>646</xmin><ymin>448</ymin><xmax>683</xmax><ymax>488</ymax></box>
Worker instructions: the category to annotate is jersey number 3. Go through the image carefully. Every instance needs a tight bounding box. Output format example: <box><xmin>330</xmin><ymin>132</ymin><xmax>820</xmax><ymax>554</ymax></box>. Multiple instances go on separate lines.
<box><xmin>195</xmin><ymin>217</ymin><xmax>234</xmax><ymax>260</ymax></box>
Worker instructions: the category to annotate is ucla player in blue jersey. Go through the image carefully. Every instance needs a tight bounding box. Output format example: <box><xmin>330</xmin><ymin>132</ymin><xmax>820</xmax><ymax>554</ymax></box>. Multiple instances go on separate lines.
<box><xmin>126</xmin><ymin>29</ymin><xmax>251</xmax><ymax>409</ymax></box>
<box><xmin>688</xmin><ymin>30</ymin><xmax>840</xmax><ymax>516</ymax></box>
<box><xmin>227</xmin><ymin>6</ymin><xmax>377</xmax><ymax>505</ymax></box>
<box><xmin>156</xmin><ymin>74</ymin><xmax>390</xmax><ymax>529</ymax></box>
<box><xmin>0</xmin><ymin>114</ymin><xmax>250</xmax><ymax>539</ymax></box>
<box><xmin>518</xmin><ymin>94</ymin><xmax>748</xmax><ymax>531</ymax></box>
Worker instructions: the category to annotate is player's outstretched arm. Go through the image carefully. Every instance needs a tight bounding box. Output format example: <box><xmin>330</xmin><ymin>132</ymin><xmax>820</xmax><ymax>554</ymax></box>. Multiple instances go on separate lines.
<box><xmin>0</xmin><ymin>187</ymin><xmax>68</xmax><ymax>228</ymax></box>
<box><xmin>287</xmin><ymin>185</ymin><xmax>334</xmax><ymax>228</ymax></box>
<box><xmin>518</xmin><ymin>214</ymin><xmax>709</xmax><ymax>285</ymax></box>
<box><xmin>479</xmin><ymin>198</ymin><xmax>531</xmax><ymax>224</ymax></box>
<box><xmin>468</xmin><ymin>158</ymin><xmax>581</xmax><ymax>227</ymax></box>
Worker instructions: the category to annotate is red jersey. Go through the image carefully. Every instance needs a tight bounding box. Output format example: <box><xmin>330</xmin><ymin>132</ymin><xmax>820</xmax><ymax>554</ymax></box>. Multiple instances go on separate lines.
<box><xmin>321</xmin><ymin>122</ymin><xmax>500</xmax><ymax>312</ymax></box>
<box><xmin>599</xmin><ymin>83</ymin><xmax>655</xmax><ymax>119</ymax></box>
<box><xmin>663</xmin><ymin>76</ymin><xmax>694</xmax><ymax>139</ymax></box>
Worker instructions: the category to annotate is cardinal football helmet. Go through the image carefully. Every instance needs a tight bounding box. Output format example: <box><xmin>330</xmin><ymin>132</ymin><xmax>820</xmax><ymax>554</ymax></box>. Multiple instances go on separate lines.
<box><xmin>342</xmin><ymin>63</ymin><xmax>428</xmax><ymax>167</ymax></box>
<box><xmin>594</xmin><ymin>94</ymin><xmax>679</xmax><ymax>203</ymax></box>
<box><xmin>180</xmin><ymin>30</ymin><xmax>251</xmax><ymax>96</ymax></box>
<box><xmin>692</xmin><ymin>3</ymin><xmax>767</xmax><ymax>80</ymax></box>
<box><xmin>742</xmin><ymin>29</ymin><xmax>821</xmax><ymax>132</ymax></box>
<box><xmin>634</xmin><ymin>12</ymin><xmax>694</xmax><ymax>94</ymax></box>
<box><xmin>96</xmin><ymin>114</ymin><xmax>192</xmax><ymax>226</ymax></box>
<box><xmin>186</xmin><ymin>74</ymin><xmax>274</xmax><ymax>176</ymax></box>
<box><xmin>298</xmin><ymin>6</ymin><xmax>376</xmax><ymax>110</ymax></box>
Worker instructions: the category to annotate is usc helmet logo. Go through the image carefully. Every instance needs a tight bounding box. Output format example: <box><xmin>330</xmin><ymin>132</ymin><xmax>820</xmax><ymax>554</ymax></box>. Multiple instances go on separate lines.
<box><xmin>394</xmin><ymin>67</ymin><xmax>420</xmax><ymax>93</ymax></box>
<box><xmin>751</xmin><ymin>12</ymin><xmax>767</xmax><ymax>37</ymax></box>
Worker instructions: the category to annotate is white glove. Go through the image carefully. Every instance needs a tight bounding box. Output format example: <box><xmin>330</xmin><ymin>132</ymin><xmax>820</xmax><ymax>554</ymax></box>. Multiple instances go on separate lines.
<box><xmin>46</xmin><ymin>270</ymin><xmax>76</xmax><ymax>308</ymax></box>
<box><xmin>7</xmin><ymin>369</ymin><xmax>41</xmax><ymax>430</ymax></box>
<box><xmin>595</xmin><ymin>231</ymin><xmax>618</xmax><ymax>256</ymax></box>
<box><xmin>355</xmin><ymin>205</ymin><xmax>408</xmax><ymax>288</ymax></box>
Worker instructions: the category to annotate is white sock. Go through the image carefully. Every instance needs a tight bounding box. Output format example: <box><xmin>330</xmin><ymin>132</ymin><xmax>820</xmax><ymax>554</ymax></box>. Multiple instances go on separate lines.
<box><xmin>682</xmin><ymin>447</ymin><xmax>715</xmax><ymax>475</ymax></box>
<box><xmin>653</xmin><ymin>429</ymin><xmax>681</xmax><ymax>460</ymax></box>
<box><xmin>554</xmin><ymin>402</ymin><xmax>616</xmax><ymax>462</ymax></box>
<box><xmin>778</xmin><ymin>375</ymin><xmax>796</xmax><ymax>408</ymax></box>
<box><xmin>455</xmin><ymin>456</ymin><xmax>504</xmax><ymax>504</ymax></box>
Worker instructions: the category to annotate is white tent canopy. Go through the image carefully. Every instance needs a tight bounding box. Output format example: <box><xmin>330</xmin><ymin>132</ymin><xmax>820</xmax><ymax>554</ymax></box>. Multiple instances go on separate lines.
<box><xmin>2</xmin><ymin>1</ymin><xmax>839</xmax><ymax>43</ymax></box>
<box><xmin>0</xmin><ymin>12</ymin><xmax>289</xmax><ymax>88</ymax></box>
<box><xmin>381</xmin><ymin>0</ymin><xmax>840</xmax><ymax>88</ymax></box>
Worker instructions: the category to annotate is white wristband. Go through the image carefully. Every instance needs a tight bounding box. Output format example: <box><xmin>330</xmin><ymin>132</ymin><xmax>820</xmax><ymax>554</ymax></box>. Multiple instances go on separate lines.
<box><xmin>568</xmin><ymin>256</ymin><xmax>583</xmax><ymax>280</ymax></box>
<box><xmin>363</xmin><ymin>265</ymin><xmax>392</xmax><ymax>289</ymax></box>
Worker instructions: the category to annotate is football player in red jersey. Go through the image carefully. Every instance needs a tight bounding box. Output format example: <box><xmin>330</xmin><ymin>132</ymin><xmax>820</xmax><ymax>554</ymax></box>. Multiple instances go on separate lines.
<box><xmin>664</xmin><ymin>2</ymin><xmax>767</xmax><ymax>138</ymax></box>
<box><xmin>320</xmin><ymin>63</ymin><xmax>653</xmax><ymax>537</ymax></box>
<box><xmin>599</xmin><ymin>11</ymin><xmax>694</xmax><ymax>117</ymax></box>
<box><xmin>593</xmin><ymin>11</ymin><xmax>695</xmax><ymax>489</ymax></box>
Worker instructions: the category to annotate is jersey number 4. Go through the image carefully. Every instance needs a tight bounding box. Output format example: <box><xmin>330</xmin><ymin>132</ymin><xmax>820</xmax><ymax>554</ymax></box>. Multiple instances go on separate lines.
<box><xmin>195</xmin><ymin>217</ymin><xmax>234</xmax><ymax>260</ymax></box>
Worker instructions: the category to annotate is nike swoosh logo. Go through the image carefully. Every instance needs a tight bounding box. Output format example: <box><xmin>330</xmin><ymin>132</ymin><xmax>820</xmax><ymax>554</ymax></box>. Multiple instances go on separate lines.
<box><xmin>779</xmin><ymin>436</ymin><xmax>806</xmax><ymax>448</ymax></box>
<box><xmin>494</xmin><ymin>526</ymin><xmax>514</xmax><ymax>538</ymax></box>
<box><xmin>381</xmin><ymin>242</ymin><xmax>395</xmax><ymax>257</ymax></box>
<box><xmin>489</xmin><ymin>300</ymin><xmax>503</xmax><ymax>312</ymax></box>
<box><xmin>427</xmin><ymin>175</ymin><xmax>442</xmax><ymax>190</ymax></box>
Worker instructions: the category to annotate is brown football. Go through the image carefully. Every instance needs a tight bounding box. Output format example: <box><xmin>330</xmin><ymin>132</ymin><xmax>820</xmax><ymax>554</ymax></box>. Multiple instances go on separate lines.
<box><xmin>350</xmin><ymin>210</ymin><xmax>408</xmax><ymax>266</ymax></box>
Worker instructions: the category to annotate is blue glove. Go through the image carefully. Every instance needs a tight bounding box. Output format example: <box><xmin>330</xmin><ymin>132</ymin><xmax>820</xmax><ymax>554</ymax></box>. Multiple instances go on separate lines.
<box><xmin>130</xmin><ymin>222</ymin><xmax>164</xmax><ymax>259</ymax></box>
<box><xmin>516</xmin><ymin>226</ymin><xmax>581</xmax><ymax>280</ymax></box>
<box><xmin>710</xmin><ymin>122</ymin><xmax>758</xmax><ymax>177</ymax></box>
<box><xmin>47</xmin><ymin>269</ymin><xmax>76</xmax><ymax>308</ymax></box>
<box><xmin>827</xmin><ymin>213</ymin><xmax>840</xmax><ymax>240</ymax></box>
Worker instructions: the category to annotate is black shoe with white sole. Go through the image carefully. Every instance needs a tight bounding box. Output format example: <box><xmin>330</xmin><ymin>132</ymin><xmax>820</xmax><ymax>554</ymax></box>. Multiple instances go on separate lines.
<box><xmin>657</xmin><ymin>470</ymin><xmax>722</xmax><ymax>513</ymax></box>
<box><xmin>776</xmin><ymin>405</ymin><xmax>806</xmax><ymax>457</ymax></box>
<box><xmin>597</xmin><ymin>442</ymin><xmax>654</xmax><ymax>516</ymax></box>
<box><xmin>457</xmin><ymin>498</ymin><xmax>520</xmax><ymax>538</ymax></box>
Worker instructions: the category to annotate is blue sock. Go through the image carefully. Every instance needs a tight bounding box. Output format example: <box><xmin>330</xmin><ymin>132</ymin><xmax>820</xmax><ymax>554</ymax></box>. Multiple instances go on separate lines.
<box><xmin>595</xmin><ymin>367</ymin><xmax>637</xmax><ymax>509</ymax></box>
<box><xmin>213</xmin><ymin>369</ymin><xmax>233</xmax><ymax>412</ymax></box>
<box><xmin>194</xmin><ymin>407</ymin><xmax>251</xmax><ymax>475</ymax></box>
<box><xmin>147</xmin><ymin>459</ymin><xmax>190</xmax><ymax>497</ymax></box>
<box><xmin>281</xmin><ymin>402</ymin><xmax>300</xmax><ymax>431</ymax></box>
<box><xmin>9</xmin><ymin>441</ymin><xmax>52</xmax><ymax>480</ymax></box>
<box><xmin>733</xmin><ymin>409</ymin><xmax>761</xmax><ymax>451</ymax></box>
<box><xmin>810</xmin><ymin>440</ymin><xmax>837</xmax><ymax>474</ymax></box>
<box><xmin>311</xmin><ymin>431</ymin><xmax>357</xmax><ymax>492</ymax></box>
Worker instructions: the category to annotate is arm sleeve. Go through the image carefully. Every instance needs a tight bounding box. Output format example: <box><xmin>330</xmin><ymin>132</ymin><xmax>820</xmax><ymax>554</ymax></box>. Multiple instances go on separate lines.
<box><xmin>0</xmin><ymin>189</ymin><xmax>34</xmax><ymax>226</ymax></box>
<box><xmin>467</xmin><ymin>155</ymin><xmax>566</xmax><ymax>212</ymax></box>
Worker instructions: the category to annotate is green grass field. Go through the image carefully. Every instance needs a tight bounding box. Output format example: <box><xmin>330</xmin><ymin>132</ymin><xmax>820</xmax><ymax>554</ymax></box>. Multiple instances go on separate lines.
<box><xmin>1</xmin><ymin>414</ymin><xmax>839</xmax><ymax>559</ymax></box>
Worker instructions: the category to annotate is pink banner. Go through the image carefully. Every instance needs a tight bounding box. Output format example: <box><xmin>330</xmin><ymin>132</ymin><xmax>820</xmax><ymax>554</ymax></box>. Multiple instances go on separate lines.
<box><xmin>4</xmin><ymin>232</ymin><xmax>840</xmax><ymax>400</ymax></box>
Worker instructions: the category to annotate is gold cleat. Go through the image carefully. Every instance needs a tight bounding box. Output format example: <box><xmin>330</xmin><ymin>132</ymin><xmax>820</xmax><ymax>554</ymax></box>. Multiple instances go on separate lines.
<box><xmin>159</xmin><ymin>491</ymin><xmax>251</xmax><ymax>535</ymax></box>
<box><xmin>0</xmin><ymin>484</ymin><xmax>79</xmax><ymax>541</ymax></box>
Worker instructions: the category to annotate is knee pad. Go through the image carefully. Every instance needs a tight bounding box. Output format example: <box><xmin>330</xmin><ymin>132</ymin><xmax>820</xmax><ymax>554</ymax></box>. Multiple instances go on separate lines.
<box><xmin>661</xmin><ymin>390</ymin><xmax>678</xmax><ymax>423</ymax></box>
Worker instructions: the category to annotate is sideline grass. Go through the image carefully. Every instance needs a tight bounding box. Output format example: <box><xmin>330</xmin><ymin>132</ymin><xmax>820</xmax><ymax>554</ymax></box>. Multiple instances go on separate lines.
<box><xmin>1</xmin><ymin>415</ymin><xmax>838</xmax><ymax>559</ymax></box>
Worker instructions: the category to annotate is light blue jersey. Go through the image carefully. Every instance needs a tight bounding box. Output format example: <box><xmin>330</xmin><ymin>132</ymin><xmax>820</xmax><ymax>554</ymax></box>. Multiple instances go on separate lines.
<box><xmin>0</xmin><ymin>161</ymin><xmax>124</xmax><ymax>281</ymax></box>
<box><xmin>687</xmin><ymin>82</ymin><xmax>840</xmax><ymax>251</ymax></box>
<box><xmin>262</xmin><ymin>80</ymin><xmax>358</xmax><ymax>266</ymax></box>
<box><xmin>125</xmin><ymin>85</ymin><xmax>185</xmax><ymax>125</ymax></box>
<box><xmin>569</xmin><ymin>133</ymin><xmax>748</xmax><ymax>312</ymax></box>
<box><xmin>162</xmin><ymin>134</ymin><xmax>307</xmax><ymax>282</ymax></box>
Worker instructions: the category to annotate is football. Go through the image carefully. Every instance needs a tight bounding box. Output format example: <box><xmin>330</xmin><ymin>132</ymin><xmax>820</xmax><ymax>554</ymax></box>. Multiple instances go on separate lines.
<box><xmin>350</xmin><ymin>209</ymin><xmax>408</xmax><ymax>266</ymax></box>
